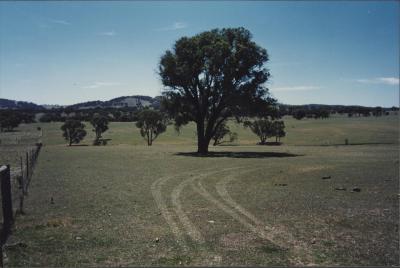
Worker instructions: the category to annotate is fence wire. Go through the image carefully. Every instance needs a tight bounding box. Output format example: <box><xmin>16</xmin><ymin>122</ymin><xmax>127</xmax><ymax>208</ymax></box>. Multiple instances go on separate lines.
<box><xmin>0</xmin><ymin>141</ymin><xmax>42</xmax><ymax>266</ymax></box>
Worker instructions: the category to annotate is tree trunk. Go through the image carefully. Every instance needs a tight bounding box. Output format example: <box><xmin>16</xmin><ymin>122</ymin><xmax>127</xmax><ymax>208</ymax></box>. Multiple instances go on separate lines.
<box><xmin>197</xmin><ymin>139</ymin><xmax>209</xmax><ymax>154</ymax></box>
<box><xmin>149</xmin><ymin>130</ymin><xmax>153</xmax><ymax>146</ymax></box>
<box><xmin>197</xmin><ymin>121</ymin><xmax>209</xmax><ymax>154</ymax></box>
<box><xmin>260</xmin><ymin>136</ymin><xmax>266</xmax><ymax>145</ymax></box>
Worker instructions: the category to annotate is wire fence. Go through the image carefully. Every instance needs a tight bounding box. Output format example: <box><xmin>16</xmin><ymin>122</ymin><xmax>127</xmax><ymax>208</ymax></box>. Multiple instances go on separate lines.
<box><xmin>0</xmin><ymin>129</ymin><xmax>42</xmax><ymax>146</ymax></box>
<box><xmin>0</xmin><ymin>142</ymin><xmax>42</xmax><ymax>266</ymax></box>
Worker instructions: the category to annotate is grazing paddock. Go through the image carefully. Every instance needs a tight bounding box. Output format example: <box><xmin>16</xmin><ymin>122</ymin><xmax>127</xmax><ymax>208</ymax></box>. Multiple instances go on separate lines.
<box><xmin>0</xmin><ymin>125</ymin><xmax>42</xmax><ymax>167</ymax></box>
<box><xmin>3</xmin><ymin>115</ymin><xmax>399</xmax><ymax>266</ymax></box>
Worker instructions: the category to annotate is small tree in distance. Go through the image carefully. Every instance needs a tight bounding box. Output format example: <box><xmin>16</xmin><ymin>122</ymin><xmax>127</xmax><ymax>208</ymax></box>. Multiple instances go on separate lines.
<box><xmin>136</xmin><ymin>109</ymin><xmax>167</xmax><ymax>146</ymax></box>
<box><xmin>212</xmin><ymin>122</ymin><xmax>238</xmax><ymax>146</ymax></box>
<box><xmin>0</xmin><ymin>112</ymin><xmax>22</xmax><ymax>132</ymax></box>
<box><xmin>273</xmin><ymin>120</ymin><xmax>286</xmax><ymax>143</ymax></box>
<box><xmin>90</xmin><ymin>114</ymin><xmax>109</xmax><ymax>145</ymax></box>
<box><xmin>314</xmin><ymin>110</ymin><xmax>330</xmax><ymax>119</ymax></box>
<box><xmin>244</xmin><ymin>119</ymin><xmax>274</xmax><ymax>145</ymax></box>
<box><xmin>293</xmin><ymin>110</ymin><xmax>306</xmax><ymax>120</ymax></box>
<box><xmin>61</xmin><ymin>119</ymin><xmax>87</xmax><ymax>146</ymax></box>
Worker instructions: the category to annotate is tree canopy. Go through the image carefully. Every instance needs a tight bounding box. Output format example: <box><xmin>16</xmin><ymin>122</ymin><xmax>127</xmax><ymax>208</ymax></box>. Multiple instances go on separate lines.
<box><xmin>293</xmin><ymin>110</ymin><xmax>306</xmax><ymax>120</ymax></box>
<box><xmin>272</xmin><ymin>120</ymin><xmax>286</xmax><ymax>142</ymax></box>
<box><xmin>245</xmin><ymin>118</ymin><xmax>286</xmax><ymax>144</ymax></box>
<box><xmin>244</xmin><ymin>119</ymin><xmax>274</xmax><ymax>145</ymax></box>
<box><xmin>0</xmin><ymin>110</ymin><xmax>35</xmax><ymax>132</ymax></box>
<box><xmin>61</xmin><ymin>120</ymin><xmax>87</xmax><ymax>146</ymax></box>
<box><xmin>135</xmin><ymin>109</ymin><xmax>167</xmax><ymax>146</ymax></box>
<box><xmin>0</xmin><ymin>112</ymin><xmax>22</xmax><ymax>132</ymax></box>
<box><xmin>159</xmin><ymin>27</ymin><xmax>276</xmax><ymax>154</ymax></box>
<box><xmin>212</xmin><ymin>121</ymin><xmax>238</xmax><ymax>146</ymax></box>
<box><xmin>90</xmin><ymin>114</ymin><xmax>109</xmax><ymax>145</ymax></box>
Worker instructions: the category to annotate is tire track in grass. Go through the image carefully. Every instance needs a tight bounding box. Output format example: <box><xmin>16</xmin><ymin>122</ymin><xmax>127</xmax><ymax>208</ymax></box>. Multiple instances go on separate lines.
<box><xmin>171</xmin><ymin>174</ymin><xmax>205</xmax><ymax>244</ymax></box>
<box><xmin>215</xmin><ymin>170</ymin><xmax>313</xmax><ymax>263</ymax></box>
<box><xmin>216</xmin><ymin>168</ymin><xmax>270</xmax><ymax>229</ymax></box>
<box><xmin>215</xmin><ymin>166</ymin><xmax>327</xmax><ymax>230</ymax></box>
<box><xmin>151</xmin><ymin>167</ymin><xmax>236</xmax><ymax>249</ymax></box>
<box><xmin>153</xmin><ymin>164</ymin><xmax>317</xmax><ymax>264</ymax></box>
<box><xmin>193</xmin><ymin>167</ymin><xmax>315</xmax><ymax>265</ymax></box>
<box><xmin>192</xmin><ymin>170</ymin><xmax>281</xmax><ymax>245</ymax></box>
<box><xmin>171</xmin><ymin>167</ymin><xmax>243</xmax><ymax>244</ymax></box>
<box><xmin>151</xmin><ymin>173</ymin><xmax>190</xmax><ymax>249</ymax></box>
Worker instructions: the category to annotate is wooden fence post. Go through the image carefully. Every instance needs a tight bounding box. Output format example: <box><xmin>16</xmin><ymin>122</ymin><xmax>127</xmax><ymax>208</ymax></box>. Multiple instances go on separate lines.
<box><xmin>26</xmin><ymin>152</ymin><xmax>29</xmax><ymax>183</ymax></box>
<box><xmin>0</xmin><ymin>144</ymin><xmax>42</xmax><ymax>266</ymax></box>
<box><xmin>0</xmin><ymin>165</ymin><xmax>14</xmax><ymax>242</ymax></box>
<box><xmin>0</xmin><ymin>165</ymin><xmax>14</xmax><ymax>267</ymax></box>
<box><xmin>20</xmin><ymin>156</ymin><xmax>25</xmax><ymax>195</ymax></box>
<box><xmin>1</xmin><ymin>165</ymin><xmax>14</xmax><ymax>229</ymax></box>
<box><xmin>17</xmin><ymin>174</ymin><xmax>25</xmax><ymax>215</ymax></box>
<box><xmin>30</xmin><ymin>150</ymin><xmax>33</xmax><ymax>170</ymax></box>
<box><xmin>18</xmin><ymin>157</ymin><xmax>25</xmax><ymax>214</ymax></box>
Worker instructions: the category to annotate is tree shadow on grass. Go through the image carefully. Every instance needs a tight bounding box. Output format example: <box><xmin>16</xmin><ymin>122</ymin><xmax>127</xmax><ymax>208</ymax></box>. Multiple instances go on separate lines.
<box><xmin>216</xmin><ymin>142</ymin><xmax>283</xmax><ymax>147</ymax></box>
<box><xmin>257</xmin><ymin>142</ymin><xmax>283</xmax><ymax>146</ymax></box>
<box><xmin>175</xmin><ymin>151</ymin><xmax>302</xmax><ymax>159</ymax></box>
<box><xmin>332</xmin><ymin>142</ymin><xmax>395</xmax><ymax>146</ymax></box>
<box><xmin>68</xmin><ymin>144</ymin><xmax>89</xmax><ymax>147</ymax></box>
<box><xmin>297</xmin><ymin>142</ymin><xmax>396</xmax><ymax>147</ymax></box>
<box><xmin>1</xmin><ymin>129</ymin><xmax>20</xmax><ymax>133</ymax></box>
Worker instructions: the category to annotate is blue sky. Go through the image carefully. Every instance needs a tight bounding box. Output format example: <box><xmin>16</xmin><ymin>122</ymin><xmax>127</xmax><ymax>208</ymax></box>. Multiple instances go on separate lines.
<box><xmin>0</xmin><ymin>1</ymin><xmax>398</xmax><ymax>106</ymax></box>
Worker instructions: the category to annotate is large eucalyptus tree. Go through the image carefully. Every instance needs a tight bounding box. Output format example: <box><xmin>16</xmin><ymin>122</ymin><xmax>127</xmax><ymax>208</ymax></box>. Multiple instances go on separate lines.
<box><xmin>159</xmin><ymin>27</ymin><xmax>276</xmax><ymax>154</ymax></box>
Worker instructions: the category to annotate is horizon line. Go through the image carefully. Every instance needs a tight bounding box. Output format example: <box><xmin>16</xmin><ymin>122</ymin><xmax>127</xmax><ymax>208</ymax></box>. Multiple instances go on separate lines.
<box><xmin>0</xmin><ymin>96</ymin><xmax>398</xmax><ymax>109</ymax></box>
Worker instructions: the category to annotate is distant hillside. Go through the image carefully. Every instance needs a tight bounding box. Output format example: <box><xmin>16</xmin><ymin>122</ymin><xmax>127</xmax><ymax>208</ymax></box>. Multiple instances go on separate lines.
<box><xmin>41</xmin><ymin>104</ymin><xmax>65</xmax><ymax>109</ymax></box>
<box><xmin>0</xmin><ymin>98</ymin><xmax>44</xmax><ymax>110</ymax></box>
<box><xmin>278</xmin><ymin>103</ymin><xmax>398</xmax><ymax>112</ymax></box>
<box><xmin>68</xmin><ymin>95</ymin><xmax>155</xmax><ymax>109</ymax></box>
<box><xmin>0</xmin><ymin>96</ymin><xmax>397</xmax><ymax>112</ymax></box>
<box><xmin>278</xmin><ymin>103</ymin><xmax>372</xmax><ymax>111</ymax></box>
<box><xmin>282</xmin><ymin>103</ymin><xmax>369</xmax><ymax>109</ymax></box>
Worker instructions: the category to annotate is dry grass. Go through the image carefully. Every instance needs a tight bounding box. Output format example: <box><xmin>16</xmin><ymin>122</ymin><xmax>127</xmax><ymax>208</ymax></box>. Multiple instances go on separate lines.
<box><xmin>2</xmin><ymin>115</ymin><xmax>399</xmax><ymax>266</ymax></box>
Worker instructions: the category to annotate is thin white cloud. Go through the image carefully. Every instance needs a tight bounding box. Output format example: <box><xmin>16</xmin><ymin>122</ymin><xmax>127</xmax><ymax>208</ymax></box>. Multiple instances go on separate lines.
<box><xmin>270</xmin><ymin>86</ymin><xmax>321</xmax><ymax>92</ymax></box>
<box><xmin>82</xmin><ymin>82</ymin><xmax>122</xmax><ymax>89</ymax></box>
<box><xmin>156</xmin><ymin>22</ymin><xmax>187</xmax><ymax>31</ymax></box>
<box><xmin>49</xmin><ymin>19</ymin><xmax>71</xmax><ymax>25</ymax></box>
<box><xmin>98</xmin><ymin>31</ymin><xmax>117</xmax><ymax>36</ymax></box>
<box><xmin>37</xmin><ymin>18</ymin><xmax>71</xmax><ymax>29</ymax></box>
<box><xmin>356</xmin><ymin>77</ymin><xmax>399</xmax><ymax>86</ymax></box>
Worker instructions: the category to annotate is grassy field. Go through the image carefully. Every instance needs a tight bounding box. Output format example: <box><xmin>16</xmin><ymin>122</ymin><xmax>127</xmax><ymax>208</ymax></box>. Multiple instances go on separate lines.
<box><xmin>0</xmin><ymin>129</ymin><xmax>41</xmax><ymax>168</ymax></box>
<box><xmin>2</xmin><ymin>115</ymin><xmax>399</xmax><ymax>266</ymax></box>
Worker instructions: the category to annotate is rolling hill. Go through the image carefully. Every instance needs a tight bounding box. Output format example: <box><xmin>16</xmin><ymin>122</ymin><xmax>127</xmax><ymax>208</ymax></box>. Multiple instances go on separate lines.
<box><xmin>0</xmin><ymin>95</ymin><xmax>160</xmax><ymax>110</ymax></box>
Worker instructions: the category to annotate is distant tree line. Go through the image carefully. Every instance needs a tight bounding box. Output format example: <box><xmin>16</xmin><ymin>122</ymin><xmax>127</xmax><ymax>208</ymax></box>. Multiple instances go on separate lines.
<box><xmin>1</xmin><ymin>102</ymin><xmax>397</xmax><ymax>128</ymax></box>
<box><xmin>0</xmin><ymin>110</ymin><xmax>35</xmax><ymax>132</ymax></box>
<box><xmin>39</xmin><ymin>107</ymin><xmax>140</xmax><ymax>123</ymax></box>
<box><xmin>276</xmin><ymin>104</ymin><xmax>398</xmax><ymax>120</ymax></box>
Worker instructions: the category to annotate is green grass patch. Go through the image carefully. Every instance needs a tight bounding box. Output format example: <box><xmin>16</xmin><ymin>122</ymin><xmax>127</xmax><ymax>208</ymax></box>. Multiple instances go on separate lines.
<box><xmin>2</xmin><ymin>115</ymin><xmax>399</xmax><ymax>266</ymax></box>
